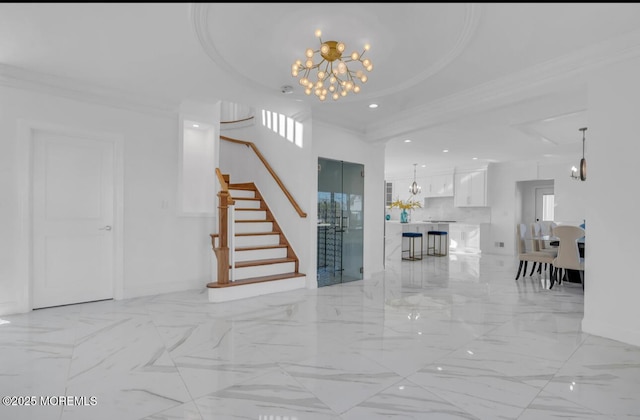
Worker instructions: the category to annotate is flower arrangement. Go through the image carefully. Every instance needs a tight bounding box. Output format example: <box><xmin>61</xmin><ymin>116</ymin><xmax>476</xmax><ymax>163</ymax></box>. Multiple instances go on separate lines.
<box><xmin>389</xmin><ymin>197</ymin><xmax>422</xmax><ymax>210</ymax></box>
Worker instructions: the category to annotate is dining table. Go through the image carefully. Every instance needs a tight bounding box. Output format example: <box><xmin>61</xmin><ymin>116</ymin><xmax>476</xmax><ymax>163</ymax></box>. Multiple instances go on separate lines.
<box><xmin>534</xmin><ymin>234</ymin><xmax>585</xmax><ymax>257</ymax></box>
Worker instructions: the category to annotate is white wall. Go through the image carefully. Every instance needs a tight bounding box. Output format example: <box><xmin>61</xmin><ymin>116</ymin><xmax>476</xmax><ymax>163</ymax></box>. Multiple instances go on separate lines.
<box><xmin>581</xmin><ymin>55</ymin><xmax>640</xmax><ymax>347</ymax></box>
<box><xmin>0</xmin><ymin>85</ymin><xmax>216</xmax><ymax>315</ymax></box>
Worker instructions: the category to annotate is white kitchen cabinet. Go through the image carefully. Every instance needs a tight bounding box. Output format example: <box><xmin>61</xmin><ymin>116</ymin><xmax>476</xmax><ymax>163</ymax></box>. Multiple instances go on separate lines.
<box><xmin>424</xmin><ymin>172</ymin><xmax>454</xmax><ymax>197</ymax></box>
<box><xmin>449</xmin><ymin>223</ymin><xmax>481</xmax><ymax>254</ymax></box>
<box><xmin>454</xmin><ymin>169</ymin><xmax>487</xmax><ymax>207</ymax></box>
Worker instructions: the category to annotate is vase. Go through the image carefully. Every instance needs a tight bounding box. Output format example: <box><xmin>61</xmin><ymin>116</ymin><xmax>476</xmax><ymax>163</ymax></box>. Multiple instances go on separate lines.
<box><xmin>400</xmin><ymin>209</ymin><xmax>408</xmax><ymax>223</ymax></box>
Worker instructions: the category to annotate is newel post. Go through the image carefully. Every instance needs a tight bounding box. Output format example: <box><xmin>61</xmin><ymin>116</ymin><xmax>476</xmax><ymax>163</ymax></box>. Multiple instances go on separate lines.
<box><xmin>214</xmin><ymin>189</ymin><xmax>231</xmax><ymax>285</ymax></box>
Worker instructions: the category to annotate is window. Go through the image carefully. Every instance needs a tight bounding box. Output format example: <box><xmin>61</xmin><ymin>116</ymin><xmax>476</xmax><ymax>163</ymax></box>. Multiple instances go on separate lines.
<box><xmin>385</xmin><ymin>182</ymin><xmax>393</xmax><ymax>207</ymax></box>
<box><xmin>260</xmin><ymin>109</ymin><xmax>304</xmax><ymax>148</ymax></box>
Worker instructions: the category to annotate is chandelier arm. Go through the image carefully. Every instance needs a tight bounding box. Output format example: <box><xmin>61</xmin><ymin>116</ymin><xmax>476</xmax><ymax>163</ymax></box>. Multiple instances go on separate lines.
<box><xmin>320</xmin><ymin>60</ymin><xmax>330</xmax><ymax>76</ymax></box>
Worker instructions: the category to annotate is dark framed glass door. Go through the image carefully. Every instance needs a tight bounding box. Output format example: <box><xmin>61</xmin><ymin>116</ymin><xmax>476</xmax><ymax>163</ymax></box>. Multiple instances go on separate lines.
<box><xmin>317</xmin><ymin>158</ymin><xmax>364</xmax><ymax>287</ymax></box>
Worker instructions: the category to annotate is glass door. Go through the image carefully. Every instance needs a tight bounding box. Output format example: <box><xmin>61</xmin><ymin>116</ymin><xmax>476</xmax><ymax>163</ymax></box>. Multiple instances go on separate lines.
<box><xmin>317</xmin><ymin>158</ymin><xmax>364</xmax><ymax>287</ymax></box>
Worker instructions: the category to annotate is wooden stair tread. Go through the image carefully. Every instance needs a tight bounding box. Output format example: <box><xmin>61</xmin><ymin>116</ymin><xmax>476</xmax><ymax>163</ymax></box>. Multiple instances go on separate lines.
<box><xmin>207</xmin><ymin>272</ymin><xmax>305</xmax><ymax>288</ymax></box>
<box><xmin>235</xmin><ymin>244</ymin><xmax>287</xmax><ymax>251</ymax></box>
<box><xmin>228</xmin><ymin>183</ymin><xmax>257</xmax><ymax>190</ymax></box>
<box><xmin>235</xmin><ymin>219</ymin><xmax>272</xmax><ymax>223</ymax></box>
<box><xmin>231</xmin><ymin>196</ymin><xmax>261</xmax><ymax>201</ymax></box>
<box><xmin>235</xmin><ymin>208</ymin><xmax>265</xmax><ymax>211</ymax></box>
<box><xmin>235</xmin><ymin>257</ymin><xmax>296</xmax><ymax>268</ymax></box>
<box><xmin>235</xmin><ymin>232</ymin><xmax>279</xmax><ymax>237</ymax></box>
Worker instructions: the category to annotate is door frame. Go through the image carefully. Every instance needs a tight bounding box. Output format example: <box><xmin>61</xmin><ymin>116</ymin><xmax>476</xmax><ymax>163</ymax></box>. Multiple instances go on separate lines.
<box><xmin>17</xmin><ymin>120</ymin><xmax>124</xmax><ymax>312</ymax></box>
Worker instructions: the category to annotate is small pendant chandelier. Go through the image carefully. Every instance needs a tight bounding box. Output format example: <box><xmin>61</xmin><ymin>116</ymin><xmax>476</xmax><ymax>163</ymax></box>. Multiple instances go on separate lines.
<box><xmin>570</xmin><ymin>127</ymin><xmax>587</xmax><ymax>181</ymax></box>
<box><xmin>579</xmin><ymin>127</ymin><xmax>587</xmax><ymax>181</ymax></box>
<box><xmin>409</xmin><ymin>163</ymin><xmax>421</xmax><ymax>195</ymax></box>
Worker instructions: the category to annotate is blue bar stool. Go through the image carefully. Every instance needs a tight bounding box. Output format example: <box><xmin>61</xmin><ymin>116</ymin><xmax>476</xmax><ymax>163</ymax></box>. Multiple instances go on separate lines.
<box><xmin>427</xmin><ymin>231</ymin><xmax>448</xmax><ymax>256</ymax></box>
<box><xmin>402</xmin><ymin>232</ymin><xmax>423</xmax><ymax>261</ymax></box>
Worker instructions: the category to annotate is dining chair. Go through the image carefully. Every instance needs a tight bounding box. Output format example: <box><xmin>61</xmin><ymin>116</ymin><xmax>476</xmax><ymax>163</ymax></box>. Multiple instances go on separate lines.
<box><xmin>531</xmin><ymin>222</ymin><xmax>557</xmax><ymax>276</ymax></box>
<box><xmin>551</xmin><ymin>225</ymin><xmax>585</xmax><ymax>290</ymax></box>
<box><xmin>515</xmin><ymin>223</ymin><xmax>555</xmax><ymax>283</ymax></box>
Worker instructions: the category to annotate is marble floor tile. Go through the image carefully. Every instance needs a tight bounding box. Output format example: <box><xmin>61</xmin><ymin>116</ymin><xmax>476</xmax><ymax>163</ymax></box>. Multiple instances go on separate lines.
<box><xmin>1</xmin><ymin>253</ymin><xmax>639</xmax><ymax>419</ymax></box>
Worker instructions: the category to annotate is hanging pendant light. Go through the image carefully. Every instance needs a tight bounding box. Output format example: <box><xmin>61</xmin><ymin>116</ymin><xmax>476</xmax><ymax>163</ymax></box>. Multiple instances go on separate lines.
<box><xmin>579</xmin><ymin>127</ymin><xmax>587</xmax><ymax>181</ymax></box>
<box><xmin>409</xmin><ymin>163</ymin><xmax>421</xmax><ymax>195</ymax></box>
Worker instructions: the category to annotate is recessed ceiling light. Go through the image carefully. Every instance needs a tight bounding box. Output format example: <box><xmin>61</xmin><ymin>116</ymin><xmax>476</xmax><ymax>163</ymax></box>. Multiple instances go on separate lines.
<box><xmin>369</xmin><ymin>103</ymin><xmax>378</xmax><ymax>109</ymax></box>
<box><xmin>193</xmin><ymin>124</ymin><xmax>199</xmax><ymax>128</ymax></box>
<box><xmin>442</xmin><ymin>149</ymin><xmax>449</xmax><ymax>153</ymax></box>
<box><xmin>472</xmin><ymin>157</ymin><xmax>478</xmax><ymax>160</ymax></box>
<box><xmin>421</xmin><ymin>164</ymin><xmax>426</xmax><ymax>167</ymax></box>
<box><xmin>404</xmin><ymin>139</ymin><xmax>411</xmax><ymax>143</ymax></box>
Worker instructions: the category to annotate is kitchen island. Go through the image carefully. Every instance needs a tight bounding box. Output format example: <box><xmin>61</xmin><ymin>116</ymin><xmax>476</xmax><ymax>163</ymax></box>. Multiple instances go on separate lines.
<box><xmin>385</xmin><ymin>221</ymin><xmax>453</xmax><ymax>260</ymax></box>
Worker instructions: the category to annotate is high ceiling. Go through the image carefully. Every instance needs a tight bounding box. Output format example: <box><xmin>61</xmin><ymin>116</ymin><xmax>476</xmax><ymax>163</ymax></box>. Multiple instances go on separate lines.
<box><xmin>2</xmin><ymin>3</ymin><xmax>640</xmax><ymax>177</ymax></box>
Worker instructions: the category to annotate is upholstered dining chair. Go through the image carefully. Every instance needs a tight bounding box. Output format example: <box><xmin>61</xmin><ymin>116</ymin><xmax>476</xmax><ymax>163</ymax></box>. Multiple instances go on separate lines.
<box><xmin>530</xmin><ymin>222</ymin><xmax>557</xmax><ymax>276</ymax></box>
<box><xmin>515</xmin><ymin>223</ymin><xmax>556</xmax><ymax>284</ymax></box>
<box><xmin>551</xmin><ymin>225</ymin><xmax>585</xmax><ymax>290</ymax></box>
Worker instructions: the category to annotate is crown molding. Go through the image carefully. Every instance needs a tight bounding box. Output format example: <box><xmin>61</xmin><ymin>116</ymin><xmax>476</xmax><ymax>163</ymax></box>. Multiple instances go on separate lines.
<box><xmin>0</xmin><ymin>63</ymin><xmax>178</xmax><ymax>118</ymax></box>
<box><xmin>365</xmin><ymin>28</ymin><xmax>640</xmax><ymax>143</ymax></box>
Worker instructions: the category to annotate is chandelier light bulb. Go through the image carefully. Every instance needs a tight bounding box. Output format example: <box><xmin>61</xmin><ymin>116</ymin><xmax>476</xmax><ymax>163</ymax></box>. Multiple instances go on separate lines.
<box><xmin>291</xmin><ymin>31</ymin><xmax>373</xmax><ymax>102</ymax></box>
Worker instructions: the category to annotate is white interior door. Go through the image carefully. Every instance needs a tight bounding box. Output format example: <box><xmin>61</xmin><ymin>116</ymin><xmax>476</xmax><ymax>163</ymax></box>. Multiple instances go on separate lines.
<box><xmin>32</xmin><ymin>130</ymin><xmax>115</xmax><ymax>309</ymax></box>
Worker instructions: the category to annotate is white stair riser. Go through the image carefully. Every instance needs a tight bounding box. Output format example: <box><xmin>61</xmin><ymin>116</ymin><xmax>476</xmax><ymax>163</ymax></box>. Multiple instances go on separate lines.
<box><xmin>235</xmin><ymin>222</ymin><xmax>273</xmax><ymax>234</ymax></box>
<box><xmin>235</xmin><ymin>234</ymin><xmax>280</xmax><ymax>247</ymax></box>
<box><xmin>234</xmin><ymin>247</ymin><xmax>287</xmax><ymax>262</ymax></box>
<box><xmin>233</xmin><ymin>262</ymin><xmax>296</xmax><ymax>280</ymax></box>
<box><xmin>233</xmin><ymin>199</ymin><xmax>261</xmax><ymax>209</ymax></box>
<box><xmin>235</xmin><ymin>210</ymin><xmax>267</xmax><ymax>220</ymax></box>
<box><xmin>229</xmin><ymin>189</ymin><xmax>255</xmax><ymax>198</ymax></box>
<box><xmin>209</xmin><ymin>276</ymin><xmax>306</xmax><ymax>303</ymax></box>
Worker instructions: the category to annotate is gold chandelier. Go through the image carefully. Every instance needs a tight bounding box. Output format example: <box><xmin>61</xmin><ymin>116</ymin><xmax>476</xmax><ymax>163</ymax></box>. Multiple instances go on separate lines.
<box><xmin>291</xmin><ymin>29</ymin><xmax>373</xmax><ymax>101</ymax></box>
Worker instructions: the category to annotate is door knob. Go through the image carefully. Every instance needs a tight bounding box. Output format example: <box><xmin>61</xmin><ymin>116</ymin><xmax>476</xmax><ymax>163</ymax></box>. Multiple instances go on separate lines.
<box><xmin>99</xmin><ymin>225</ymin><xmax>112</xmax><ymax>231</ymax></box>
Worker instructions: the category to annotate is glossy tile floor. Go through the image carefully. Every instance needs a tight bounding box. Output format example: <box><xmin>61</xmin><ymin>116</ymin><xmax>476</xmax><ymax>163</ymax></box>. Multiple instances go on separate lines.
<box><xmin>2</xmin><ymin>254</ymin><xmax>639</xmax><ymax>420</ymax></box>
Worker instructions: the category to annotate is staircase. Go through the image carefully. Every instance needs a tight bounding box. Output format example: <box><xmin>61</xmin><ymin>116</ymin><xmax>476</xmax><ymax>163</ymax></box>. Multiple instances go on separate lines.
<box><xmin>208</xmin><ymin>179</ymin><xmax>306</xmax><ymax>302</ymax></box>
